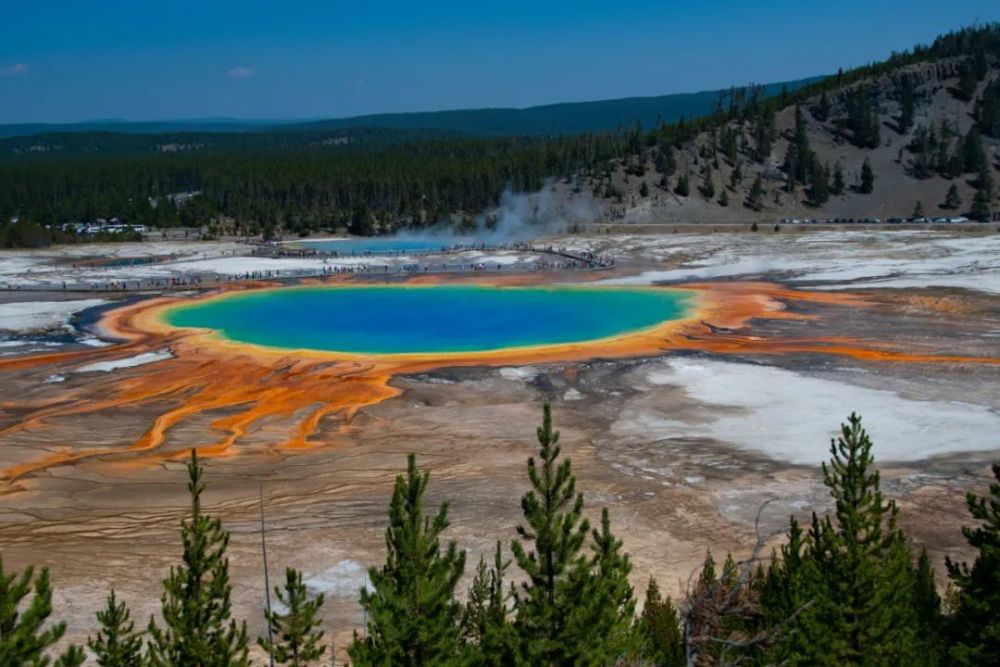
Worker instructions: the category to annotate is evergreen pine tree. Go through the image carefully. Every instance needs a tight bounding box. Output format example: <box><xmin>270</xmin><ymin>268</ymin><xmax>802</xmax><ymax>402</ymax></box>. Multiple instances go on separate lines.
<box><xmin>747</xmin><ymin>174</ymin><xmax>765</xmax><ymax>210</ymax></box>
<box><xmin>899</xmin><ymin>76</ymin><xmax>916</xmax><ymax>134</ymax></box>
<box><xmin>701</xmin><ymin>170</ymin><xmax>715</xmax><ymax>199</ymax></box>
<box><xmin>814</xmin><ymin>91</ymin><xmax>831</xmax><ymax>123</ymax></box>
<box><xmin>859</xmin><ymin>158</ymin><xmax>875</xmax><ymax>194</ymax></box>
<box><xmin>655</xmin><ymin>141</ymin><xmax>676</xmax><ymax>176</ymax></box>
<box><xmin>971</xmin><ymin>168</ymin><xmax>995</xmax><ymax>221</ymax></box>
<box><xmin>964</xmin><ymin>128</ymin><xmax>987</xmax><ymax>174</ymax></box>
<box><xmin>0</xmin><ymin>558</ymin><xmax>84</xmax><ymax>666</ymax></box>
<box><xmin>258</xmin><ymin>568</ymin><xmax>326</xmax><ymax>666</ymax></box>
<box><xmin>349</xmin><ymin>453</ymin><xmax>466</xmax><ymax>666</ymax></box>
<box><xmin>810</xmin><ymin>160</ymin><xmax>830</xmax><ymax>204</ymax></box>
<box><xmin>913</xmin><ymin>201</ymin><xmax>925</xmax><ymax>218</ymax></box>
<box><xmin>87</xmin><ymin>589</ymin><xmax>144</xmax><ymax>667</ymax></box>
<box><xmin>563</xmin><ymin>508</ymin><xmax>638</xmax><ymax>664</ymax></box>
<box><xmin>869</xmin><ymin>110</ymin><xmax>882</xmax><ymax>148</ymax></box>
<box><xmin>639</xmin><ymin>181</ymin><xmax>649</xmax><ymax>197</ymax></box>
<box><xmin>758</xmin><ymin>517</ymin><xmax>817</xmax><ymax>663</ymax></box>
<box><xmin>832</xmin><ymin>162</ymin><xmax>845</xmax><ymax>195</ymax></box>
<box><xmin>348</xmin><ymin>200</ymin><xmax>375</xmax><ymax>236</ymax></box>
<box><xmin>944</xmin><ymin>183</ymin><xmax>962</xmax><ymax>210</ymax></box>
<box><xmin>783</xmin><ymin>106</ymin><xmax>812</xmax><ymax>185</ymax></box>
<box><xmin>463</xmin><ymin>542</ymin><xmax>516</xmax><ymax>666</ymax></box>
<box><xmin>977</xmin><ymin>79</ymin><xmax>1000</xmax><ymax>138</ymax></box>
<box><xmin>846</xmin><ymin>87</ymin><xmax>881</xmax><ymax>148</ymax></box>
<box><xmin>946</xmin><ymin>463</ymin><xmax>1000</xmax><ymax>665</ymax></box>
<box><xmin>753</xmin><ymin>108</ymin><xmax>776</xmax><ymax>162</ymax></box>
<box><xmin>913</xmin><ymin>549</ymin><xmax>945</xmax><ymax>666</ymax></box>
<box><xmin>638</xmin><ymin>578</ymin><xmax>684</xmax><ymax>667</ymax></box>
<box><xmin>147</xmin><ymin>450</ymin><xmax>250</xmax><ymax>667</ymax></box>
<box><xmin>511</xmin><ymin>403</ymin><xmax>591</xmax><ymax>665</ymax></box>
<box><xmin>674</xmin><ymin>172</ymin><xmax>690</xmax><ymax>197</ymax></box>
<box><xmin>958</xmin><ymin>65</ymin><xmax>978</xmax><ymax>101</ymax></box>
<box><xmin>718</xmin><ymin>188</ymin><xmax>730</xmax><ymax>207</ymax></box>
<box><xmin>767</xmin><ymin>414</ymin><xmax>920</xmax><ymax>666</ymax></box>
<box><xmin>730</xmin><ymin>161</ymin><xmax>743</xmax><ymax>189</ymax></box>
<box><xmin>57</xmin><ymin>646</ymin><xmax>86</xmax><ymax>667</ymax></box>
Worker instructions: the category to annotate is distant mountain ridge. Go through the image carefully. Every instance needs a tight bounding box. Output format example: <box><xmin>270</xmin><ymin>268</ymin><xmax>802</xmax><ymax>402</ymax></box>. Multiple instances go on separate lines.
<box><xmin>0</xmin><ymin>76</ymin><xmax>821</xmax><ymax>140</ymax></box>
<box><xmin>265</xmin><ymin>77</ymin><xmax>822</xmax><ymax>136</ymax></box>
<box><xmin>0</xmin><ymin>118</ymin><xmax>281</xmax><ymax>139</ymax></box>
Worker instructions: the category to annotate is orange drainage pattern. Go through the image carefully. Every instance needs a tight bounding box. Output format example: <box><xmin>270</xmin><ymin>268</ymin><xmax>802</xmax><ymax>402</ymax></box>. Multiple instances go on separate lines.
<box><xmin>0</xmin><ymin>278</ymin><xmax>995</xmax><ymax>489</ymax></box>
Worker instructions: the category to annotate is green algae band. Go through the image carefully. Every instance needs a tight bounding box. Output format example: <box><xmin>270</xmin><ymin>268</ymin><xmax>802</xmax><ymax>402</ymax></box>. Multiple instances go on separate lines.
<box><xmin>163</xmin><ymin>285</ymin><xmax>694</xmax><ymax>355</ymax></box>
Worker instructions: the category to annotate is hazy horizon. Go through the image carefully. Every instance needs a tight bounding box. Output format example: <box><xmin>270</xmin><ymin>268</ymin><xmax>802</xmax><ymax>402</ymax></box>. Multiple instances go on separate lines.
<box><xmin>0</xmin><ymin>73</ymin><xmax>823</xmax><ymax>127</ymax></box>
<box><xmin>1</xmin><ymin>0</ymin><xmax>998</xmax><ymax>124</ymax></box>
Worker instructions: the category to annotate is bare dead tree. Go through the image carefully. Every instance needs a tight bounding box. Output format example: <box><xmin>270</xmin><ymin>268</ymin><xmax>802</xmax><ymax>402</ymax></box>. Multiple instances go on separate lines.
<box><xmin>259</xmin><ymin>478</ymin><xmax>276</xmax><ymax>667</ymax></box>
<box><xmin>679</xmin><ymin>499</ymin><xmax>812</xmax><ymax>667</ymax></box>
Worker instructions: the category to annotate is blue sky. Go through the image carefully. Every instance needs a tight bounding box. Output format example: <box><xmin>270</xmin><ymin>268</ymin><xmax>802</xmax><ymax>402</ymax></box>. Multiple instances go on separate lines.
<box><xmin>1</xmin><ymin>0</ymin><xmax>997</xmax><ymax>123</ymax></box>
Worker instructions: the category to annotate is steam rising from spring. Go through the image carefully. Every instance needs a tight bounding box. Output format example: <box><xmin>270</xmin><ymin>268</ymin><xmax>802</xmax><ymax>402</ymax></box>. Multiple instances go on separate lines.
<box><xmin>398</xmin><ymin>179</ymin><xmax>599</xmax><ymax>244</ymax></box>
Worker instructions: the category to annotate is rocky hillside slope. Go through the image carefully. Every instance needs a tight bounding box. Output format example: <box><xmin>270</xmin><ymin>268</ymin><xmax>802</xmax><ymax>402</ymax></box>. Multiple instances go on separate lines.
<box><xmin>558</xmin><ymin>57</ymin><xmax>1000</xmax><ymax>224</ymax></box>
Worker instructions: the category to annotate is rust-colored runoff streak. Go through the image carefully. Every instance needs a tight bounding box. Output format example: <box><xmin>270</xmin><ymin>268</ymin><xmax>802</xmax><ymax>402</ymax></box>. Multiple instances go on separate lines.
<box><xmin>0</xmin><ymin>278</ymin><xmax>995</xmax><ymax>489</ymax></box>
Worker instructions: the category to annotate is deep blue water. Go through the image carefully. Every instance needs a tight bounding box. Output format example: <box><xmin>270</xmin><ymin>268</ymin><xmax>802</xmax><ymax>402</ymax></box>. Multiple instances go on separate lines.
<box><xmin>164</xmin><ymin>285</ymin><xmax>693</xmax><ymax>355</ymax></box>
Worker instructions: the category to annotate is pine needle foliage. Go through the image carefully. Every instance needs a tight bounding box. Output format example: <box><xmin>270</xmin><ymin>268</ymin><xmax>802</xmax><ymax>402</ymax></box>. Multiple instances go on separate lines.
<box><xmin>87</xmin><ymin>589</ymin><xmax>144</xmax><ymax>667</ymax></box>
<box><xmin>511</xmin><ymin>402</ymin><xmax>591</xmax><ymax>665</ymax></box>
<box><xmin>767</xmin><ymin>413</ymin><xmax>922</xmax><ymax>666</ymax></box>
<box><xmin>462</xmin><ymin>542</ymin><xmax>517</xmax><ymax>666</ymax></box>
<box><xmin>258</xmin><ymin>568</ymin><xmax>327</xmax><ymax>666</ymax></box>
<box><xmin>0</xmin><ymin>558</ymin><xmax>83</xmax><ymax>667</ymax></box>
<box><xmin>946</xmin><ymin>462</ymin><xmax>1000</xmax><ymax>665</ymax></box>
<box><xmin>348</xmin><ymin>453</ymin><xmax>466</xmax><ymax>666</ymax></box>
<box><xmin>638</xmin><ymin>578</ymin><xmax>684</xmax><ymax>667</ymax></box>
<box><xmin>146</xmin><ymin>450</ymin><xmax>250</xmax><ymax>667</ymax></box>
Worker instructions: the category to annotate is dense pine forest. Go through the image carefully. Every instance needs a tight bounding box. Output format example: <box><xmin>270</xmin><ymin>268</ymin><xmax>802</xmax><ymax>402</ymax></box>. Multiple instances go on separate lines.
<box><xmin>3</xmin><ymin>405</ymin><xmax>998</xmax><ymax>666</ymax></box>
<box><xmin>2</xmin><ymin>24</ymin><xmax>999</xmax><ymax>247</ymax></box>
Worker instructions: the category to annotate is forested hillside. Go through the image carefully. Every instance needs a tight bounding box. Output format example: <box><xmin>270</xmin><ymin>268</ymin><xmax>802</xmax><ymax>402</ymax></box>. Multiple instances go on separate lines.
<box><xmin>1</xmin><ymin>24</ymin><xmax>999</xmax><ymax>245</ymax></box>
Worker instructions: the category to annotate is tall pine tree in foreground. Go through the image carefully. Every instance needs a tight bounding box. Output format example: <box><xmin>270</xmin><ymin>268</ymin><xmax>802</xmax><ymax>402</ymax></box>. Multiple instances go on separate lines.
<box><xmin>349</xmin><ymin>453</ymin><xmax>466</xmax><ymax>666</ymax></box>
<box><xmin>768</xmin><ymin>413</ymin><xmax>923</xmax><ymax>666</ymax></box>
<box><xmin>87</xmin><ymin>589</ymin><xmax>144</xmax><ymax>667</ymax></box>
<box><xmin>146</xmin><ymin>450</ymin><xmax>249</xmax><ymax>667</ymax></box>
<box><xmin>946</xmin><ymin>462</ymin><xmax>1000</xmax><ymax>665</ymax></box>
<box><xmin>258</xmin><ymin>567</ymin><xmax>327</xmax><ymax>666</ymax></box>
<box><xmin>0</xmin><ymin>557</ymin><xmax>84</xmax><ymax>666</ymax></box>
<box><xmin>511</xmin><ymin>402</ymin><xmax>591</xmax><ymax>665</ymax></box>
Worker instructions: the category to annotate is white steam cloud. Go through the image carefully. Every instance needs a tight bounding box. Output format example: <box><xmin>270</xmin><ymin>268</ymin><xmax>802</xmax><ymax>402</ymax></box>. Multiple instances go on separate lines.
<box><xmin>397</xmin><ymin>179</ymin><xmax>599</xmax><ymax>244</ymax></box>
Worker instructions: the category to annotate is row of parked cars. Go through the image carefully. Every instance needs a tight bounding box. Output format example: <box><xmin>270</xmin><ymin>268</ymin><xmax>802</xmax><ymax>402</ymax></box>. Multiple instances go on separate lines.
<box><xmin>779</xmin><ymin>216</ymin><xmax>971</xmax><ymax>225</ymax></box>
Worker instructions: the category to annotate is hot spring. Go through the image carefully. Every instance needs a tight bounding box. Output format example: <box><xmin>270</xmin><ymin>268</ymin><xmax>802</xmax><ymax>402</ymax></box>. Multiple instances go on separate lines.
<box><xmin>285</xmin><ymin>237</ymin><xmax>466</xmax><ymax>254</ymax></box>
<box><xmin>162</xmin><ymin>285</ymin><xmax>695</xmax><ymax>355</ymax></box>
